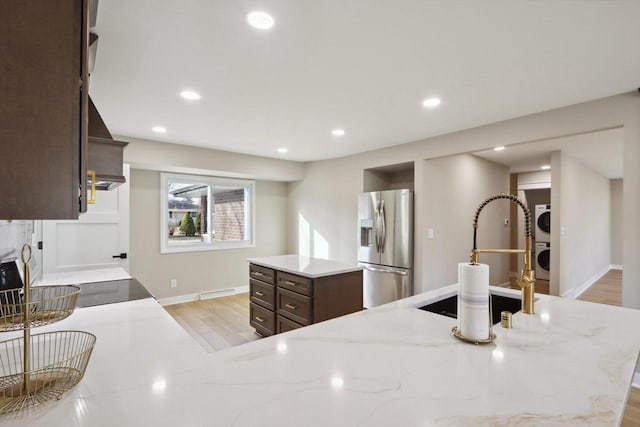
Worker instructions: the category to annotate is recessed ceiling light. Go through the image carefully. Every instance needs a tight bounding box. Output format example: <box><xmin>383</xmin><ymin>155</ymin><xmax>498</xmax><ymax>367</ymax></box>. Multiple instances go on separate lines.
<box><xmin>422</xmin><ymin>97</ymin><xmax>441</xmax><ymax>108</ymax></box>
<box><xmin>541</xmin><ymin>165</ymin><xmax>551</xmax><ymax>170</ymax></box>
<box><xmin>152</xmin><ymin>126</ymin><xmax>167</xmax><ymax>133</ymax></box>
<box><xmin>277</xmin><ymin>147</ymin><xmax>288</xmax><ymax>153</ymax></box>
<box><xmin>247</xmin><ymin>11</ymin><xmax>275</xmax><ymax>30</ymax></box>
<box><xmin>331</xmin><ymin>128</ymin><xmax>345</xmax><ymax>137</ymax></box>
<box><xmin>494</xmin><ymin>146</ymin><xmax>505</xmax><ymax>152</ymax></box>
<box><xmin>180</xmin><ymin>90</ymin><xmax>201</xmax><ymax>101</ymax></box>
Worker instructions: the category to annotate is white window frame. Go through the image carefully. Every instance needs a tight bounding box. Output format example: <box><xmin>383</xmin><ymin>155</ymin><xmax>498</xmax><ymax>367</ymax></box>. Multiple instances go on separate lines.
<box><xmin>160</xmin><ymin>172</ymin><xmax>255</xmax><ymax>253</ymax></box>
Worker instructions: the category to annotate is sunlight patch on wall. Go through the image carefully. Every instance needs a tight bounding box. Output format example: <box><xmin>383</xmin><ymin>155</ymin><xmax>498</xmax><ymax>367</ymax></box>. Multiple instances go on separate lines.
<box><xmin>298</xmin><ymin>213</ymin><xmax>310</xmax><ymax>257</ymax></box>
<box><xmin>313</xmin><ymin>230</ymin><xmax>329</xmax><ymax>260</ymax></box>
<box><xmin>298</xmin><ymin>213</ymin><xmax>330</xmax><ymax>259</ymax></box>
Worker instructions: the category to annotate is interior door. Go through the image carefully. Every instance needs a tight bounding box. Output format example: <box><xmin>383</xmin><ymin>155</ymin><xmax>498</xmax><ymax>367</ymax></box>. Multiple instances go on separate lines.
<box><xmin>379</xmin><ymin>189</ymin><xmax>413</xmax><ymax>268</ymax></box>
<box><xmin>42</xmin><ymin>164</ymin><xmax>130</xmax><ymax>274</ymax></box>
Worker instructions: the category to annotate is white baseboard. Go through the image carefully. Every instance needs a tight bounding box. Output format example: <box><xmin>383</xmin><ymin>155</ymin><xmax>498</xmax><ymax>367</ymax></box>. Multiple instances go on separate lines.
<box><xmin>562</xmin><ymin>265</ymin><xmax>611</xmax><ymax>299</ymax></box>
<box><xmin>610</xmin><ymin>264</ymin><xmax>623</xmax><ymax>271</ymax></box>
<box><xmin>159</xmin><ymin>285</ymin><xmax>249</xmax><ymax>306</ymax></box>
<box><xmin>158</xmin><ymin>293</ymin><xmax>199</xmax><ymax>306</ymax></box>
<box><xmin>199</xmin><ymin>285</ymin><xmax>250</xmax><ymax>301</ymax></box>
<box><xmin>633</xmin><ymin>373</ymin><xmax>640</xmax><ymax>389</ymax></box>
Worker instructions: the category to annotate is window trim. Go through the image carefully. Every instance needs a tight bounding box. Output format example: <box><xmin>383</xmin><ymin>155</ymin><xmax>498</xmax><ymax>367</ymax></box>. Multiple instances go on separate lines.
<box><xmin>160</xmin><ymin>172</ymin><xmax>256</xmax><ymax>254</ymax></box>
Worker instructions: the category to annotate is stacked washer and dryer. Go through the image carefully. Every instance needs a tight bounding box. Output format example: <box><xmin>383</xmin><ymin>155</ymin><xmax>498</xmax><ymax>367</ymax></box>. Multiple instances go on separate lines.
<box><xmin>534</xmin><ymin>204</ymin><xmax>551</xmax><ymax>280</ymax></box>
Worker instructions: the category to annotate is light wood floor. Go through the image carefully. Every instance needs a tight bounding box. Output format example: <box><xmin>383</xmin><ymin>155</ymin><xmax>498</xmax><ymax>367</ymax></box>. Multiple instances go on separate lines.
<box><xmin>624</xmin><ymin>388</ymin><xmax>640</xmax><ymax>426</ymax></box>
<box><xmin>164</xmin><ymin>269</ymin><xmax>639</xmax><ymax>424</ymax></box>
<box><xmin>578</xmin><ymin>269</ymin><xmax>623</xmax><ymax>307</ymax></box>
<box><xmin>164</xmin><ymin>293</ymin><xmax>259</xmax><ymax>352</ymax></box>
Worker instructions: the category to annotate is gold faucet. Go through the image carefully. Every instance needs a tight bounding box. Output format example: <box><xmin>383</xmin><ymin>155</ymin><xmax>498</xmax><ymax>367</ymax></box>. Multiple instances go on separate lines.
<box><xmin>470</xmin><ymin>194</ymin><xmax>535</xmax><ymax>314</ymax></box>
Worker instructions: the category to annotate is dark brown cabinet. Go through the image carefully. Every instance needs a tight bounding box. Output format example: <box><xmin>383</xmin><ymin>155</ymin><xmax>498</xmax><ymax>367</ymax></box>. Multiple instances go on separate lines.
<box><xmin>249</xmin><ymin>263</ymin><xmax>363</xmax><ymax>337</ymax></box>
<box><xmin>0</xmin><ymin>0</ymin><xmax>91</xmax><ymax>219</ymax></box>
<box><xmin>87</xmin><ymin>97</ymin><xmax>128</xmax><ymax>190</ymax></box>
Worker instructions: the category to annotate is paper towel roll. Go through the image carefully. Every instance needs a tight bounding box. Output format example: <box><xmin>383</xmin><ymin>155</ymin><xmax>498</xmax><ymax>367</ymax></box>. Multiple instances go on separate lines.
<box><xmin>458</xmin><ymin>263</ymin><xmax>490</xmax><ymax>340</ymax></box>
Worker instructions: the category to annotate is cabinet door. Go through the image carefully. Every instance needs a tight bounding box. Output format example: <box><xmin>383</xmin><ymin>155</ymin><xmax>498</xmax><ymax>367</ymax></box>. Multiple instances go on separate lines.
<box><xmin>276</xmin><ymin>271</ymin><xmax>313</xmax><ymax>296</ymax></box>
<box><xmin>249</xmin><ymin>279</ymin><xmax>275</xmax><ymax>311</ymax></box>
<box><xmin>249</xmin><ymin>264</ymin><xmax>275</xmax><ymax>284</ymax></box>
<box><xmin>0</xmin><ymin>0</ymin><xmax>88</xmax><ymax>219</ymax></box>
<box><xmin>250</xmin><ymin>303</ymin><xmax>275</xmax><ymax>337</ymax></box>
<box><xmin>277</xmin><ymin>315</ymin><xmax>303</xmax><ymax>334</ymax></box>
<box><xmin>277</xmin><ymin>288</ymin><xmax>312</xmax><ymax>326</ymax></box>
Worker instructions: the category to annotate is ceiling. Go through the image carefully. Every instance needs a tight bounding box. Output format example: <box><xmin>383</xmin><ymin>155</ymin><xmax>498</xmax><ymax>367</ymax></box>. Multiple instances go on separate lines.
<box><xmin>473</xmin><ymin>128</ymin><xmax>624</xmax><ymax>178</ymax></box>
<box><xmin>91</xmin><ymin>1</ymin><xmax>640</xmax><ymax>162</ymax></box>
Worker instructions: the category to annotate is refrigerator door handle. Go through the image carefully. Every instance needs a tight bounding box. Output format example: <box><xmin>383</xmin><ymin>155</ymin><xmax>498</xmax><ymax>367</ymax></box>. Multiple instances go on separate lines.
<box><xmin>373</xmin><ymin>209</ymin><xmax>379</xmax><ymax>252</ymax></box>
<box><xmin>374</xmin><ymin>202</ymin><xmax>383</xmax><ymax>252</ymax></box>
<box><xmin>361</xmin><ymin>264</ymin><xmax>409</xmax><ymax>276</ymax></box>
<box><xmin>380</xmin><ymin>199</ymin><xmax>386</xmax><ymax>253</ymax></box>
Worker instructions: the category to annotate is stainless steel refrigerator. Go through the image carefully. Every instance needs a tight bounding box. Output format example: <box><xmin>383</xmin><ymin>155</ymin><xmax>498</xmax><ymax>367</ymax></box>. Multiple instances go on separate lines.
<box><xmin>358</xmin><ymin>189</ymin><xmax>413</xmax><ymax>308</ymax></box>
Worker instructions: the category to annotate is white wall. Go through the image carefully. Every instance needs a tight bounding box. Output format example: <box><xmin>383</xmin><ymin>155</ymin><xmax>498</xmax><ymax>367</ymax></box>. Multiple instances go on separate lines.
<box><xmin>130</xmin><ymin>169</ymin><xmax>288</xmax><ymax>300</ymax></box>
<box><xmin>622</xmin><ymin>100</ymin><xmax>640</xmax><ymax>308</ymax></box>
<box><xmin>610</xmin><ymin>178</ymin><xmax>623</xmax><ymax>266</ymax></box>
<box><xmin>550</xmin><ymin>152</ymin><xmax>562</xmax><ymax>296</ymax></box>
<box><xmin>557</xmin><ymin>153</ymin><xmax>611</xmax><ymax>297</ymax></box>
<box><xmin>422</xmin><ymin>154</ymin><xmax>510</xmax><ymax>291</ymax></box>
<box><xmin>286</xmin><ymin>92</ymin><xmax>640</xmax><ymax>308</ymax></box>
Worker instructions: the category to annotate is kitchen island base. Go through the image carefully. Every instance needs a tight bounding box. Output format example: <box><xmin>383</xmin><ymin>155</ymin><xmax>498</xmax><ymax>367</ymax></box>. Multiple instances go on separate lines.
<box><xmin>248</xmin><ymin>256</ymin><xmax>363</xmax><ymax>336</ymax></box>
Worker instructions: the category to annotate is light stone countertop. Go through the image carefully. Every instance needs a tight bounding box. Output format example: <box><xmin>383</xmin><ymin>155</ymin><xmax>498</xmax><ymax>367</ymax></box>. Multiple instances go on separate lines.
<box><xmin>247</xmin><ymin>254</ymin><xmax>363</xmax><ymax>278</ymax></box>
<box><xmin>2</xmin><ymin>285</ymin><xmax>640</xmax><ymax>426</ymax></box>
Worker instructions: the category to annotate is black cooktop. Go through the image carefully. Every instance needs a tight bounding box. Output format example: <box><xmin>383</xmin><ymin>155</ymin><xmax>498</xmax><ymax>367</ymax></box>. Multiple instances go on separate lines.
<box><xmin>76</xmin><ymin>278</ymin><xmax>154</xmax><ymax>308</ymax></box>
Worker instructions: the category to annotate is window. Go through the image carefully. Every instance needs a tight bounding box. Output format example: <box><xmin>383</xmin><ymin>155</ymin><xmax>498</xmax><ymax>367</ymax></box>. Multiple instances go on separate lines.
<box><xmin>160</xmin><ymin>173</ymin><xmax>255</xmax><ymax>253</ymax></box>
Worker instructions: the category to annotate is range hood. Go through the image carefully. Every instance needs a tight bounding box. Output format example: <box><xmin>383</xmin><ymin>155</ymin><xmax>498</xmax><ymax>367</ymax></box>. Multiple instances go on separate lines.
<box><xmin>88</xmin><ymin>96</ymin><xmax>128</xmax><ymax>190</ymax></box>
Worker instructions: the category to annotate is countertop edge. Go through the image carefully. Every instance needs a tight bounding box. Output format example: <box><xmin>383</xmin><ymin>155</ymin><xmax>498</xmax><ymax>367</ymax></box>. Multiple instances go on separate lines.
<box><xmin>247</xmin><ymin>255</ymin><xmax>363</xmax><ymax>278</ymax></box>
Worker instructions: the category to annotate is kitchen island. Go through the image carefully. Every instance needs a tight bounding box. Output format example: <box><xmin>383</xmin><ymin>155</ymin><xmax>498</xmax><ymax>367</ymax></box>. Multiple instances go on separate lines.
<box><xmin>247</xmin><ymin>255</ymin><xmax>363</xmax><ymax>335</ymax></box>
<box><xmin>2</xmin><ymin>285</ymin><xmax>640</xmax><ymax>426</ymax></box>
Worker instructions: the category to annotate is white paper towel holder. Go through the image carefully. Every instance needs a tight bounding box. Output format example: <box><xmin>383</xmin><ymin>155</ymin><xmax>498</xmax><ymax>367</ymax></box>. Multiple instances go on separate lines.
<box><xmin>451</xmin><ymin>295</ymin><xmax>496</xmax><ymax>345</ymax></box>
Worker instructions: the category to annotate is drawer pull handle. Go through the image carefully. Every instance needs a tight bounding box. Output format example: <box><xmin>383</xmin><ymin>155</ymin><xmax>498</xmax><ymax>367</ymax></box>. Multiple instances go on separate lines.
<box><xmin>87</xmin><ymin>169</ymin><xmax>96</xmax><ymax>205</ymax></box>
<box><xmin>255</xmin><ymin>316</ymin><xmax>266</xmax><ymax>323</ymax></box>
<box><xmin>285</xmin><ymin>303</ymin><xmax>297</xmax><ymax>310</ymax></box>
<box><xmin>252</xmin><ymin>271</ymin><xmax>265</xmax><ymax>277</ymax></box>
<box><xmin>255</xmin><ymin>291</ymin><xmax>265</xmax><ymax>296</ymax></box>
<box><xmin>284</xmin><ymin>280</ymin><xmax>298</xmax><ymax>286</ymax></box>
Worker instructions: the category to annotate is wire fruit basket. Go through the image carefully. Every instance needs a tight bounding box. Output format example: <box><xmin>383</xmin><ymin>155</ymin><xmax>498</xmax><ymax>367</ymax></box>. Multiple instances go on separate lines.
<box><xmin>0</xmin><ymin>244</ymin><xmax>95</xmax><ymax>415</ymax></box>
<box><xmin>0</xmin><ymin>330</ymin><xmax>96</xmax><ymax>414</ymax></box>
<box><xmin>0</xmin><ymin>285</ymin><xmax>81</xmax><ymax>332</ymax></box>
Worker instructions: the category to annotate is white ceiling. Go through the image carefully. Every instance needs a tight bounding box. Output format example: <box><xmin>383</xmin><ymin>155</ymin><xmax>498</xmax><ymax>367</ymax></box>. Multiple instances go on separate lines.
<box><xmin>473</xmin><ymin>128</ymin><xmax>624</xmax><ymax>178</ymax></box>
<box><xmin>91</xmin><ymin>1</ymin><xmax>640</xmax><ymax>162</ymax></box>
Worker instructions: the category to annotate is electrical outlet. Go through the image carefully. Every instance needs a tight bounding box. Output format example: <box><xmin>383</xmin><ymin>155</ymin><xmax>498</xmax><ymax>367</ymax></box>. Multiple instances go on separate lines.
<box><xmin>427</xmin><ymin>229</ymin><xmax>434</xmax><ymax>239</ymax></box>
<box><xmin>170</xmin><ymin>279</ymin><xmax>177</xmax><ymax>288</ymax></box>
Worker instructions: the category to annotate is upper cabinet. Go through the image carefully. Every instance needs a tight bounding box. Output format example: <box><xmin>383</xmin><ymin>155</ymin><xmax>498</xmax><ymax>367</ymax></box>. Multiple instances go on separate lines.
<box><xmin>0</xmin><ymin>0</ymin><xmax>91</xmax><ymax>219</ymax></box>
<box><xmin>0</xmin><ymin>0</ymin><xmax>125</xmax><ymax>220</ymax></box>
<box><xmin>87</xmin><ymin>97</ymin><xmax>128</xmax><ymax>190</ymax></box>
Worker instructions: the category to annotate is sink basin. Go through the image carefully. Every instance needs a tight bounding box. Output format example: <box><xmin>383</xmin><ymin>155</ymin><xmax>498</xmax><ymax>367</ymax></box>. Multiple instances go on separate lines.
<box><xmin>418</xmin><ymin>292</ymin><xmax>521</xmax><ymax>325</ymax></box>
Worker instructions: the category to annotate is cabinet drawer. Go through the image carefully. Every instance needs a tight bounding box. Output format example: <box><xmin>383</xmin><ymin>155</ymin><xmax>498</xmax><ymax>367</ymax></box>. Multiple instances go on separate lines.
<box><xmin>277</xmin><ymin>288</ymin><xmax>312</xmax><ymax>326</ymax></box>
<box><xmin>249</xmin><ymin>264</ymin><xmax>275</xmax><ymax>284</ymax></box>
<box><xmin>250</xmin><ymin>279</ymin><xmax>275</xmax><ymax>311</ymax></box>
<box><xmin>277</xmin><ymin>315</ymin><xmax>303</xmax><ymax>334</ymax></box>
<box><xmin>277</xmin><ymin>271</ymin><xmax>313</xmax><ymax>296</ymax></box>
<box><xmin>250</xmin><ymin>303</ymin><xmax>275</xmax><ymax>337</ymax></box>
